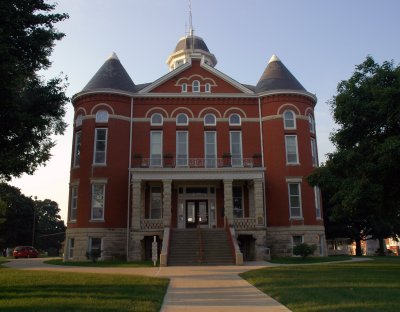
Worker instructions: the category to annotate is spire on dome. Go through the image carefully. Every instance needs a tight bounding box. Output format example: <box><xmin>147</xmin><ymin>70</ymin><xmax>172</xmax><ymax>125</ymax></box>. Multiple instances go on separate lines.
<box><xmin>268</xmin><ymin>54</ymin><xmax>281</xmax><ymax>63</ymax></box>
<box><xmin>188</xmin><ymin>0</ymin><xmax>194</xmax><ymax>36</ymax></box>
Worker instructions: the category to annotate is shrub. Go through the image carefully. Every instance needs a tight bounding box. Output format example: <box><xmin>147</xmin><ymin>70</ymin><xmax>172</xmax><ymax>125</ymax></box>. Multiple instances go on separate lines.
<box><xmin>293</xmin><ymin>243</ymin><xmax>317</xmax><ymax>259</ymax></box>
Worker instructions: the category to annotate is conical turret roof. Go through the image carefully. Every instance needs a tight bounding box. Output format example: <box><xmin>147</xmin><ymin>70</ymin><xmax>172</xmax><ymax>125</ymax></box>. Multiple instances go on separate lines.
<box><xmin>82</xmin><ymin>52</ymin><xmax>136</xmax><ymax>93</ymax></box>
<box><xmin>256</xmin><ymin>55</ymin><xmax>306</xmax><ymax>93</ymax></box>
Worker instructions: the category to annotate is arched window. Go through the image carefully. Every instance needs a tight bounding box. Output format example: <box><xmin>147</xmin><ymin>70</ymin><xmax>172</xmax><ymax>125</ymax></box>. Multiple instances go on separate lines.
<box><xmin>205</xmin><ymin>83</ymin><xmax>211</xmax><ymax>93</ymax></box>
<box><xmin>181</xmin><ymin>83</ymin><xmax>187</xmax><ymax>93</ymax></box>
<box><xmin>151</xmin><ymin>113</ymin><xmax>163</xmax><ymax>126</ymax></box>
<box><xmin>229</xmin><ymin>113</ymin><xmax>241</xmax><ymax>126</ymax></box>
<box><xmin>75</xmin><ymin>114</ymin><xmax>83</xmax><ymax>127</ymax></box>
<box><xmin>308</xmin><ymin>114</ymin><xmax>315</xmax><ymax>133</ymax></box>
<box><xmin>192</xmin><ymin>80</ymin><xmax>200</xmax><ymax>92</ymax></box>
<box><xmin>95</xmin><ymin>110</ymin><xmax>109</xmax><ymax>123</ymax></box>
<box><xmin>283</xmin><ymin>110</ymin><xmax>296</xmax><ymax>129</ymax></box>
<box><xmin>204</xmin><ymin>113</ymin><xmax>216</xmax><ymax>126</ymax></box>
<box><xmin>176</xmin><ymin>113</ymin><xmax>188</xmax><ymax>126</ymax></box>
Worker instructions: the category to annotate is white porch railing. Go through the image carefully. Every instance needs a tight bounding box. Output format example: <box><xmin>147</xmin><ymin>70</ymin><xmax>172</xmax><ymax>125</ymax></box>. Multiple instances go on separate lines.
<box><xmin>141</xmin><ymin>219</ymin><xmax>163</xmax><ymax>230</ymax></box>
<box><xmin>233</xmin><ymin>218</ymin><xmax>257</xmax><ymax>230</ymax></box>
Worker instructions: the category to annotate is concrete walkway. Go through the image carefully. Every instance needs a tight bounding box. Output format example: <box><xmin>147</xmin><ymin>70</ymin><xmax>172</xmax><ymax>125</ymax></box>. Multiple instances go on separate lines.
<box><xmin>4</xmin><ymin>258</ymin><xmax>290</xmax><ymax>311</ymax></box>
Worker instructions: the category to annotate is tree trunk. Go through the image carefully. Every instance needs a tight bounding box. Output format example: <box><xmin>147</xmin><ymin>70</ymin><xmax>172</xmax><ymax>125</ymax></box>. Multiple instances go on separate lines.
<box><xmin>378</xmin><ymin>237</ymin><xmax>386</xmax><ymax>256</ymax></box>
<box><xmin>355</xmin><ymin>237</ymin><xmax>362</xmax><ymax>256</ymax></box>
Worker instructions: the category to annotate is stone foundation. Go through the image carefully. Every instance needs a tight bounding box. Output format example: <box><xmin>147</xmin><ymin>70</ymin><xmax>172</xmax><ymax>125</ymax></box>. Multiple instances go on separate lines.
<box><xmin>236</xmin><ymin>229</ymin><xmax>268</xmax><ymax>261</ymax></box>
<box><xmin>128</xmin><ymin>230</ymin><xmax>164</xmax><ymax>261</ymax></box>
<box><xmin>266</xmin><ymin>225</ymin><xmax>327</xmax><ymax>257</ymax></box>
<box><xmin>64</xmin><ymin>228</ymin><xmax>127</xmax><ymax>261</ymax></box>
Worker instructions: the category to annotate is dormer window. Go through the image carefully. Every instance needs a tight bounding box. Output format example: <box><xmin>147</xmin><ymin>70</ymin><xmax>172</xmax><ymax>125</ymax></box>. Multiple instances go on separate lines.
<box><xmin>95</xmin><ymin>110</ymin><xmax>109</xmax><ymax>123</ymax></box>
<box><xmin>181</xmin><ymin>83</ymin><xmax>187</xmax><ymax>93</ymax></box>
<box><xmin>204</xmin><ymin>113</ymin><xmax>216</xmax><ymax>126</ymax></box>
<box><xmin>151</xmin><ymin>113</ymin><xmax>163</xmax><ymax>126</ymax></box>
<box><xmin>283</xmin><ymin>110</ymin><xmax>296</xmax><ymax>129</ymax></box>
<box><xmin>192</xmin><ymin>80</ymin><xmax>200</xmax><ymax>92</ymax></box>
<box><xmin>176</xmin><ymin>113</ymin><xmax>188</xmax><ymax>126</ymax></box>
<box><xmin>229</xmin><ymin>113</ymin><xmax>241</xmax><ymax>126</ymax></box>
<box><xmin>205</xmin><ymin>83</ymin><xmax>211</xmax><ymax>93</ymax></box>
<box><xmin>75</xmin><ymin>114</ymin><xmax>83</xmax><ymax>127</ymax></box>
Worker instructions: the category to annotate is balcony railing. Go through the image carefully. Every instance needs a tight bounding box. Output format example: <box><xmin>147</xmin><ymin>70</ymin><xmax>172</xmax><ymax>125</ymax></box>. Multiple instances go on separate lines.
<box><xmin>132</xmin><ymin>157</ymin><xmax>262</xmax><ymax>169</ymax></box>
<box><xmin>233</xmin><ymin>218</ymin><xmax>257</xmax><ymax>230</ymax></box>
<box><xmin>141</xmin><ymin>219</ymin><xmax>163</xmax><ymax>230</ymax></box>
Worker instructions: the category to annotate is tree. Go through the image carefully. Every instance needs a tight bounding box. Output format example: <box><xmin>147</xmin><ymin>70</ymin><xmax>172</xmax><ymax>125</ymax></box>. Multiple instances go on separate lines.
<box><xmin>0</xmin><ymin>0</ymin><xmax>69</xmax><ymax>181</ymax></box>
<box><xmin>308</xmin><ymin>56</ymin><xmax>400</xmax><ymax>256</ymax></box>
<box><xmin>0</xmin><ymin>183</ymin><xmax>65</xmax><ymax>252</ymax></box>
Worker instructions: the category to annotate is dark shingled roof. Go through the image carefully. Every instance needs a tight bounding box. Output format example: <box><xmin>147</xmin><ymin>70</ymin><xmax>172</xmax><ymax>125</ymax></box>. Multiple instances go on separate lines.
<box><xmin>82</xmin><ymin>53</ymin><xmax>136</xmax><ymax>93</ymax></box>
<box><xmin>256</xmin><ymin>55</ymin><xmax>306</xmax><ymax>93</ymax></box>
<box><xmin>174</xmin><ymin>35</ymin><xmax>210</xmax><ymax>53</ymax></box>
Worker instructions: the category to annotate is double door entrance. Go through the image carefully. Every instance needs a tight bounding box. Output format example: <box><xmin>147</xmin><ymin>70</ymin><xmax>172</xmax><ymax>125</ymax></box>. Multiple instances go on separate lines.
<box><xmin>186</xmin><ymin>200</ymin><xmax>208</xmax><ymax>228</ymax></box>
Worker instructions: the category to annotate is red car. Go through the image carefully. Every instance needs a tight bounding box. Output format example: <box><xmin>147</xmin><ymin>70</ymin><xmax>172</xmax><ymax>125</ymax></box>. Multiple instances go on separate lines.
<box><xmin>13</xmin><ymin>246</ymin><xmax>39</xmax><ymax>259</ymax></box>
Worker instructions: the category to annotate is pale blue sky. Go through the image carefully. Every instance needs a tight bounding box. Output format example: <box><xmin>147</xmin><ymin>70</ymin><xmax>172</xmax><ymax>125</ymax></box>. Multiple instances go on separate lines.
<box><xmin>10</xmin><ymin>0</ymin><xmax>400</xmax><ymax>221</ymax></box>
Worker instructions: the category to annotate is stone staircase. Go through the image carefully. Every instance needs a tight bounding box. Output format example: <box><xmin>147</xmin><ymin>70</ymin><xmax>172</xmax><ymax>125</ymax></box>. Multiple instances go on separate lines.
<box><xmin>168</xmin><ymin>228</ymin><xmax>235</xmax><ymax>266</ymax></box>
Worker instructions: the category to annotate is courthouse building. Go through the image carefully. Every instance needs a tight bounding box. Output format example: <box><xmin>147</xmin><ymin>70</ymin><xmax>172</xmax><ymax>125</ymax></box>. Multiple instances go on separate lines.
<box><xmin>64</xmin><ymin>30</ymin><xmax>327</xmax><ymax>264</ymax></box>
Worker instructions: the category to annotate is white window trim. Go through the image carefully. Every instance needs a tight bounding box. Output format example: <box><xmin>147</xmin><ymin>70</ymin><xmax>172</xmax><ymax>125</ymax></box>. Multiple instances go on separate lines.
<box><xmin>205</xmin><ymin>83</ymin><xmax>211</xmax><ymax>93</ymax></box>
<box><xmin>69</xmin><ymin>185</ymin><xmax>78</xmax><ymax>222</ymax></box>
<box><xmin>67</xmin><ymin>238</ymin><xmax>74</xmax><ymax>260</ymax></box>
<box><xmin>93</xmin><ymin>128</ymin><xmax>108</xmax><ymax>165</ymax></box>
<box><xmin>232</xmin><ymin>185</ymin><xmax>244</xmax><ymax>218</ymax></box>
<box><xmin>292</xmin><ymin>235</ymin><xmax>304</xmax><ymax>256</ymax></box>
<box><xmin>150</xmin><ymin>131</ymin><xmax>163</xmax><ymax>167</ymax></box>
<box><xmin>176</xmin><ymin>113</ymin><xmax>189</xmax><ymax>126</ymax></box>
<box><xmin>75</xmin><ymin>114</ymin><xmax>83</xmax><ymax>127</ymax></box>
<box><xmin>283</xmin><ymin>110</ymin><xmax>296</xmax><ymax>129</ymax></box>
<box><xmin>230</xmin><ymin>131</ymin><xmax>243</xmax><ymax>167</ymax></box>
<box><xmin>88</xmin><ymin>237</ymin><xmax>103</xmax><ymax>260</ymax></box>
<box><xmin>204</xmin><ymin>113</ymin><xmax>216</xmax><ymax>126</ymax></box>
<box><xmin>181</xmin><ymin>83</ymin><xmax>187</xmax><ymax>93</ymax></box>
<box><xmin>285</xmin><ymin>135</ymin><xmax>299</xmax><ymax>165</ymax></box>
<box><xmin>311</xmin><ymin>138</ymin><xmax>318</xmax><ymax>167</ymax></box>
<box><xmin>229</xmin><ymin>113</ymin><xmax>242</xmax><ymax>126</ymax></box>
<box><xmin>91</xmin><ymin>183</ymin><xmax>105</xmax><ymax>221</ymax></box>
<box><xmin>309</xmin><ymin>114</ymin><xmax>315</xmax><ymax>133</ymax></box>
<box><xmin>314</xmin><ymin>186</ymin><xmax>322</xmax><ymax>219</ymax></box>
<box><xmin>151</xmin><ymin>113</ymin><xmax>163</xmax><ymax>126</ymax></box>
<box><xmin>176</xmin><ymin>131</ymin><xmax>188</xmax><ymax>167</ymax></box>
<box><xmin>95</xmin><ymin>110</ymin><xmax>109</xmax><ymax>123</ymax></box>
<box><xmin>288</xmin><ymin>183</ymin><xmax>303</xmax><ymax>219</ymax></box>
<box><xmin>204</xmin><ymin>131</ymin><xmax>217</xmax><ymax>168</ymax></box>
<box><xmin>150</xmin><ymin>186</ymin><xmax>163</xmax><ymax>219</ymax></box>
<box><xmin>192</xmin><ymin>80</ymin><xmax>200</xmax><ymax>92</ymax></box>
<box><xmin>73</xmin><ymin>131</ymin><xmax>81</xmax><ymax>167</ymax></box>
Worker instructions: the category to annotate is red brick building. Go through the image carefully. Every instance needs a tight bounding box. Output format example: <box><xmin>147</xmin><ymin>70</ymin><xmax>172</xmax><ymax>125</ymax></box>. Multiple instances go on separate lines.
<box><xmin>65</xmin><ymin>32</ymin><xmax>327</xmax><ymax>263</ymax></box>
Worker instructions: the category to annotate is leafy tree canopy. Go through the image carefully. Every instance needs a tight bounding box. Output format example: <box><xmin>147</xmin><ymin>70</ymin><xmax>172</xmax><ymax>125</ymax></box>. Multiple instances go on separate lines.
<box><xmin>308</xmin><ymin>56</ymin><xmax>400</xmax><ymax>255</ymax></box>
<box><xmin>0</xmin><ymin>0</ymin><xmax>69</xmax><ymax>181</ymax></box>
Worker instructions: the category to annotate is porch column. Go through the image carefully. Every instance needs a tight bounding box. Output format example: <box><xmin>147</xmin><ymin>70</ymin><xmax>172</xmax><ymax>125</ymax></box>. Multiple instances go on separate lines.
<box><xmin>223</xmin><ymin>179</ymin><xmax>233</xmax><ymax>225</ymax></box>
<box><xmin>254</xmin><ymin>178</ymin><xmax>265</xmax><ymax>227</ymax></box>
<box><xmin>162</xmin><ymin>179</ymin><xmax>172</xmax><ymax>227</ymax></box>
<box><xmin>131</xmin><ymin>179</ymin><xmax>142</xmax><ymax>230</ymax></box>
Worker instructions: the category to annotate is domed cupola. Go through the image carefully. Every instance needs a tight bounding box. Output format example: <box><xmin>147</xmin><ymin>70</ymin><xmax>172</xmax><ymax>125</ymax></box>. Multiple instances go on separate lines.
<box><xmin>256</xmin><ymin>54</ymin><xmax>306</xmax><ymax>93</ymax></box>
<box><xmin>166</xmin><ymin>33</ymin><xmax>217</xmax><ymax>71</ymax></box>
<box><xmin>82</xmin><ymin>52</ymin><xmax>136</xmax><ymax>93</ymax></box>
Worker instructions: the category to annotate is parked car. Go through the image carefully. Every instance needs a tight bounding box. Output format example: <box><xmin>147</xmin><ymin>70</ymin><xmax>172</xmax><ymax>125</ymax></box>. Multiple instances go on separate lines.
<box><xmin>13</xmin><ymin>246</ymin><xmax>39</xmax><ymax>259</ymax></box>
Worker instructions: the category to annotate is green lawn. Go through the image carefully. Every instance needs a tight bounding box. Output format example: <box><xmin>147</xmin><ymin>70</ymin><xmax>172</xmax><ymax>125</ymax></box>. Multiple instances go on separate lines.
<box><xmin>241</xmin><ymin>257</ymin><xmax>400</xmax><ymax>312</ymax></box>
<box><xmin>268</xmin><ymin>255</ymin><xmax>351</xmax><ymax>264</ymax></box>
<box><xmin>0</xmin><ymin>265</ymin><xmax>169</xmax><ymax>312</ymax></box>
<box><xmin>45</xmin><ymin>258</ymin><xmax>156</xmax><ymax>267</ymax></box>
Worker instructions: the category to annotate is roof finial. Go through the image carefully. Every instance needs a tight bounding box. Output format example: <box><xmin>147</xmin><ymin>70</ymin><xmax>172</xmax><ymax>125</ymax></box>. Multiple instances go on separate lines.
<box><xmin>188</xmin><ymin>0</ymin><xmax>194</xmax><ymax>36</ymax></box>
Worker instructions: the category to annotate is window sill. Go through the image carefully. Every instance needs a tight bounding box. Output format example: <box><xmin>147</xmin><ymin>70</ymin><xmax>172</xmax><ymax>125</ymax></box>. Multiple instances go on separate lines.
<box><xmin>92</xmin><ymin>163</ymin><xmax>107</xmax><ymax>167</ymax></box>
<box><xmin>289</xmin><ymin>217</ymin><xmax>304</xmax><ymax>221</ymax></box>
<box><xmin>68</xmin><ymin>220</ymin><xmax>77</xmax><ymax>224</ymax></box>
<box><xmin>89</xmin><ymin>219</ymin><xmax>105</xmax><ymax>223</ymax></box>
<box><xmin>286</xmin><ymin>163</ymin><xmax>300</xmax><ymax>166</ymax></box>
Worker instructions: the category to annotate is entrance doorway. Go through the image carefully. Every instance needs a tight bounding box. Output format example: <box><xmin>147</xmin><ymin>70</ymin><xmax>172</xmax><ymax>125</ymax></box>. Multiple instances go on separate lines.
<box><xmin>186</xmin><ymin>200</ymin><xmax>208</xmax><ymax>228</ymax></box>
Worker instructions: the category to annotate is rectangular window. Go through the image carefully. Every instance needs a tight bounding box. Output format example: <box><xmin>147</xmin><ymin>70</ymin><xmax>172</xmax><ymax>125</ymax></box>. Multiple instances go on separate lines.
<box><xmin>230</xmin><ymin>131</ymin><xmax>242</xmax><ymax>167</ymax></box>
<box><xmin>288</xmin><ymin>183</ymin><xmax>302</xmax><ymax>218</ymax></box>
<box><xmin>318</xmin><ymin>235</ymin><xmax>324</xmax><ymax>256</ymax></box>
<box><xmin>69</xmin><ymin>186</ymin><xmax>78</xmax><ymax>221</ymax></box>
<box><xmin>233</xmin><ymin>186</ymin><xmax>243</xmax><ymax>218</ymax></box>
<box><xmin>204</xmin><ymin>131</ymin><xmax>217</xmax><ymax>168</ymax></box>
<box><xmin>67</xmin><ymin>238</ymin><xmax>74</xmax><ymax>259</ymax></box>
<box><xmin>150</xmin><ymin>186</ymin><xmax>162</xmax><ymax>219</ymax></box>
<box><xmin>285</xmin><ymin>135</ymin><xmax>299</xmax><ymax>164</ymax></box>
<box><xmin>74</xmin><ymin>131</ymin><xmax>81</xmax><ymax>167</ymax></box>
<box><xmin>311</xmin><ymin>138</ymin><xmax>318</xmax><ymax>166</ymax></box>
<box><xmin>93</xmin><ymin>128</ymin><xmax>107</xmax><ymax>164</ymax></box>
<box><xmin>292</xmin><ymin>235</ymin><xmax>304</xmax><ymax>255</ymax></box>
<box><xmin>314</xmin><ymin>186</ymin><xmax>322</xmax><ymax>219</ymax></box>
<box><xmin>150</xmin><ymin>131</ymin><xmax>162</xmax><ymax>167</ymax></box>
<box><xmin>89</xmin><ymin>237</ymin><xmax>102</xmax><ymax>259</ymax></box>
<box><xmin>176</xmin><ymin>131</ymin><xmax>188</xmax><ymax>166</ymax></box>
<box><xmin>91</xmin><ymin>183</ymin><xmax>105</xmax><ymax>220</ymax></box>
